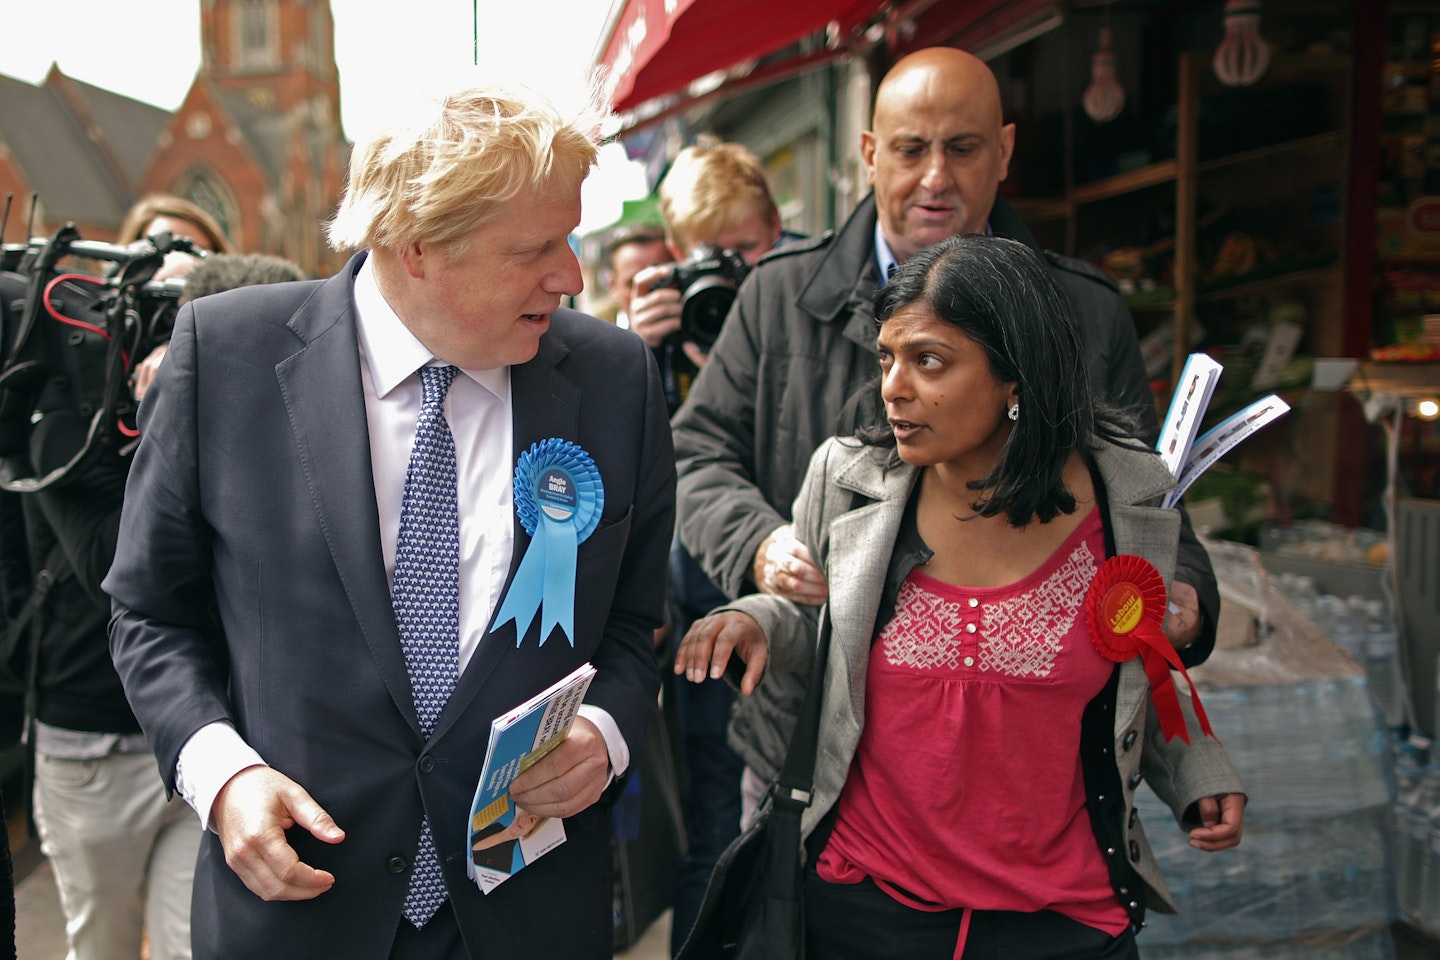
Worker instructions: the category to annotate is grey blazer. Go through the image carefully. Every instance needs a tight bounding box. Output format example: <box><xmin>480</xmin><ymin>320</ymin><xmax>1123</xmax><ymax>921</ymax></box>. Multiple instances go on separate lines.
<box><xmin>728</xmin><ymin>435</ymin><xmax>1242</xmax><ymax>917</ymax></box>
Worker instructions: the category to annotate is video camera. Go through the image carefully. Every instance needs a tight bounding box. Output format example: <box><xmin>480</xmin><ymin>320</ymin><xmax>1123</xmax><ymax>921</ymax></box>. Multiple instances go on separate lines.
<box><xmin>0</xmin><ymin>222</ymin><xmax>197</xmax><ymax>492</ymax></box>
<box><xmin>652</xmin><ymin>243</ymin><xmax>750</xmax><ymax>353</ymax></box>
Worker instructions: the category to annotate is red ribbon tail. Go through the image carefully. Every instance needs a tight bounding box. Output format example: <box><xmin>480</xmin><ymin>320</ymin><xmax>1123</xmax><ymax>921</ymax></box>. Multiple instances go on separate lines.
<box><xmin>1178</xmin><ymin>663</ymin><xmax>1217</xmax><ymax>740</ymax></box>
<box><xmin>1135</xmin><ymin>625</ymin><xmax>1217</xmax><ymax>743</ymax></box>
<box><xmin>1140</xmin><ymin>647</ymin><xmax>1191</xmax><ymax>744</ymax></box>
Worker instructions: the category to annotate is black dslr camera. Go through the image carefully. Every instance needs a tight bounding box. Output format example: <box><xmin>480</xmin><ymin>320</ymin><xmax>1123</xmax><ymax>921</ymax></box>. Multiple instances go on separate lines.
<box><xmin>652</xmin><ymin>243</ymin><xmax>750</xmax><ymax>353</ymax></box>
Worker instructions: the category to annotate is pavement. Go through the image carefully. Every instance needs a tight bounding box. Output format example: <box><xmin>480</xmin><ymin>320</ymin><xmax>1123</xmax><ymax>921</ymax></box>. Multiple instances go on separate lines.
<box><xmin>12</xmin><ymin>829</ymin><xmax>672</xmax><ymax>960</ymax></box>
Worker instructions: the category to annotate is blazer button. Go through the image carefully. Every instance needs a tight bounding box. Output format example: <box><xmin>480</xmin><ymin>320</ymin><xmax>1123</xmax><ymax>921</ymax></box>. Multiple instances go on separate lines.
<box><xmin>419</xmin><ymin>755</ymin><xmax>437</xmax><ymax>774</ymax></box>
<box><xmin>387</xmin><ymin>856</ymin><xmax>409</xmax><ymax>875</ymax></box>
<box><xmin>1122</xmin><ymin>730</ymin><xmax>1138</xmax><ymax>751</ymax></box>
<box><xmin>1129</xmin><ymin>808</ymin><xmax>1140</xmax><ymax>829</ymax></box>
<box><xmin>1129</xmin><ymin>840</ymin><xmax>1141</xmax><ymax>863</ymax></box>
<box><xmin>1128</xmin><ymin>770</ymin><xmax>1143</xmax><ymax>790</ymax></box>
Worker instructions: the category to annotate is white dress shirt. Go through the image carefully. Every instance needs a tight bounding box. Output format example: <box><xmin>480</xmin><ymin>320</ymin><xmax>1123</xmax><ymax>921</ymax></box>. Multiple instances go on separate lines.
<box><xmin>175</xmin><ymin>256</ymin><xmax>627</xmax><ymax>827</ymax></box>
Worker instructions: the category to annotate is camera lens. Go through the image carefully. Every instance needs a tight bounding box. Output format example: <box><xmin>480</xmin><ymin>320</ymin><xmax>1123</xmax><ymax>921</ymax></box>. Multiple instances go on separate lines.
<box><xmin>680</xmin><ymin>278</ymin><xmax>737</xmax><ymax>352</ymax></box>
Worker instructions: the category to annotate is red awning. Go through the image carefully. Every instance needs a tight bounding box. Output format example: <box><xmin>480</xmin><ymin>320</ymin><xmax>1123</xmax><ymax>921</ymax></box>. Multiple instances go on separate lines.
<box><xmin>597</xmin><ymin>0</ymin><xmax>1068</xmax><ymax>119</ymax></box>
<box><xmin>597</xmin><ymin>0</ymin><xmax>881</xmax><ymax>113</ymax></box>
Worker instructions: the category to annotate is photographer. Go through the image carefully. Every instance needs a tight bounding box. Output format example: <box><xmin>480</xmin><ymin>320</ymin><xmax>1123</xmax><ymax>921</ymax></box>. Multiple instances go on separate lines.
<box><xmin>1</xmin><ymin>241</ymin><xmax>303</xmax><ymax>960</ymax></box>
<box><xmin>625</xmin><ymin>139</ymin><xmax>799</xmax><ymax>956</ymax></box>
<box><xmin>629</xmin><ymin>140</ymin><xmax>795</xmax><ymax>415</ymax></box>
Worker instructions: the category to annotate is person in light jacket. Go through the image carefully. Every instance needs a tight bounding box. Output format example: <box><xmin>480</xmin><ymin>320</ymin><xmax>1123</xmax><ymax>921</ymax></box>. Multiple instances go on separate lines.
<box><xmin>677</xmin><ymin>234</ymin><xmax>1244</xmax><ymax>960</ymax></box>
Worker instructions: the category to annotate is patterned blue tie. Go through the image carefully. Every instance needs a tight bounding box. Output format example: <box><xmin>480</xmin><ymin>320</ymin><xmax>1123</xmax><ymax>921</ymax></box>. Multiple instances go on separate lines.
<box><xmin>394</xmin><ymin>363</ymin><xmax>460</xmax><ymax>927</ymax></box>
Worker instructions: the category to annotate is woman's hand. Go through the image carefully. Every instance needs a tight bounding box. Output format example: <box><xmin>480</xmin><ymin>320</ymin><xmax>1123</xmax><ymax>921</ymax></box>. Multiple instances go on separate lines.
<box><xmin>1188</xmin><ymin>792</ymin><xmax>1245</xmax><ymax>851</ymax></box>
<box><xmin>673</xmin><ymin>611</ymin><xmax>769</xmax><ymax>695</ymax></box>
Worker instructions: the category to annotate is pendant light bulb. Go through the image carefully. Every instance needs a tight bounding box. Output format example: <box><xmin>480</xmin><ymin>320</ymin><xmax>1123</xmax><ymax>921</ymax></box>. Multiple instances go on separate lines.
<box><xmin>1213</xmin><ymin>0</ymin><xmax>1271</xmax><ymax>87</ymax></box>
<box><xmin>1083</xmin><ymin>26</ymin><xmax>1126</xmax><ymax>123</ymax></box>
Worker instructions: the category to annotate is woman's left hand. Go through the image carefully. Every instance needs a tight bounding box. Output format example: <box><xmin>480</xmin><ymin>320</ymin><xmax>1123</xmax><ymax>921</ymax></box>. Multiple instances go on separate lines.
<box><xmin>1162</xmin><ymin>581</ymin><xmax>1202</xmax><ymax>652</ymax></box>
<box><xmin>1188</xmin><ymin>792</ymin><xmax>1245</xmax><ymax>851</ymax></box>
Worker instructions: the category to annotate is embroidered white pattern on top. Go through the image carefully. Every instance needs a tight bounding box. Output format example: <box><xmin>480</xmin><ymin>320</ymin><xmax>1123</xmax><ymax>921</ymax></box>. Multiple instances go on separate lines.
<box><xmin>979</xmin><ymin>542</ymin><xmax>1098</xmax><ymax>678</ymax></box>
<box><xmin>880</xmin><ymin>579</ymin><xmax>966</xmax><ymax>670</ymax></box>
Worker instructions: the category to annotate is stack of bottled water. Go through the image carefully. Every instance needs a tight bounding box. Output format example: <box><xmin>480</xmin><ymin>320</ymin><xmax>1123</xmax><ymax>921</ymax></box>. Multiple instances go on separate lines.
<box><xmin>1273</xmin><ymin>574</ymin><xmax>1408</xmax><ymax>732</ymax></box>
<box><xmin>1135</xmin><ymin>546</ymin><xmax>1398</xmax><ymax>959</ymax></box>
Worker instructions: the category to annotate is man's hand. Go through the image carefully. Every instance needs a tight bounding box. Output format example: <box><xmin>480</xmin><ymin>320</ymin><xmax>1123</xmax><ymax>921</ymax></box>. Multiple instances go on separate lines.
<box><xmin>628</xmin><ymin>264</ymin><xmax>682</xmax><ymax>348</ymax></box>
<box><xmin>212</xmin><ymin>765</ymin><xmax>345</xmax><ymax>901</ymax></box>
<box><xmin>752</xmin><ymin>524</ymin><xmax>828</xmax><ymax>605</ymax></box>
<box><xmin>1162</xmin><ymin>580</ymin><xmax>1202</xmax><ymax>652</ymax></box>
<box><xmin>1188</xmin><ymin>792</ymin><xmax>1245</xmax><ymax>851</ymax></box>
<box><xmin>674</xmin><ymin>611</ymin><xmax>769</xmax><ymax>696</ymax></box>
<box><xmin>507</xmin><ymin>716</ymin><xmax>611</xmax><ymax>819</ymax></box>
<box><xmin>679</xmin><ymin>341</ymin><xmax>710</xmax><ymax>370</ymax></box>
<box><xmin>131</xmin><ymin>344</ymin><xmax>169</xmax><ymax>400</ymax></box>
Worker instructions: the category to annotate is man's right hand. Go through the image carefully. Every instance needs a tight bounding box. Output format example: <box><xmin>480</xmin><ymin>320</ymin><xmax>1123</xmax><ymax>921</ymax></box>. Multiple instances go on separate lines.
<box><xmin>628</xmin><ymin>263</ymin><xmax>683</xmax><ymax>347</ymax></box>
<box><xmin>212</xmin><ymin>765</ymin><xmax>346</xmax><ymax>901</ymax></box>
<box><xmin>752</xmin><ymin>524</ymin><xmax>828</xmax><ymax>605</ymax></box>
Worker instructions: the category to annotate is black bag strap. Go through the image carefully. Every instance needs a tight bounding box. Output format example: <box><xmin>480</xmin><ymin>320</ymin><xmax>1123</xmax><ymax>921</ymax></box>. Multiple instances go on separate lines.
<box><xmin>769</xmin><ymin>607</ymin><xmax>832</xmax><ymax>817</ymax></box>
<box><xmin>5</xmin><ymin>543</ymin><xmax>70</xmax><ymax>707</ymax></box>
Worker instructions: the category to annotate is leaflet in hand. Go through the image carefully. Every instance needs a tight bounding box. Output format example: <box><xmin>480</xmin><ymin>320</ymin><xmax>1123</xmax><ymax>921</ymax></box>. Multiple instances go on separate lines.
<box><xmin>1164</xmin><ymin>396</ymin><xmax>1289</xmax><ymax>508</ymax></box>
<box><xmin>1155</xmin><ymin>353</ymin><xmax>1290</xmax><ymax>508</ymax></box>
<box><xmin>1157</xmin><ymin>353</ymin><xmax>1223</xmax><ymax>478</ymax></box>
<box><xmin>466</xmin><ymin>661</ymin><xmax>597</xmax><ymax>894</ymax></box>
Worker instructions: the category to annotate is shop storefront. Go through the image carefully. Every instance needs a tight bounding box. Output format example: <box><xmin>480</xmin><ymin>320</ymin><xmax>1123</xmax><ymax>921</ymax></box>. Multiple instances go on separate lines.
<box><xmin>596</xmin><ymin>1</ymin><xmax>1440</xmax><ymax>954</ymax></box>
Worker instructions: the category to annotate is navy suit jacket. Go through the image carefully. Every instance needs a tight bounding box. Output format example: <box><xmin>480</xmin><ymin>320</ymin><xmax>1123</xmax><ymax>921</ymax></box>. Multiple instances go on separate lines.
<box><xmin>104</xmin><ymin>253</ymin><xmax>674</xmax><ymax>959</ymax></box>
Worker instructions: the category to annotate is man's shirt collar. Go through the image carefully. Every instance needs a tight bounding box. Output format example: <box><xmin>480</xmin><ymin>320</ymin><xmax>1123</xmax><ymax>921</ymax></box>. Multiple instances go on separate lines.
<box><xmin>353</xmin><ymin>255</ymin><xmax>508</xmax><ymax>402</ymax></box>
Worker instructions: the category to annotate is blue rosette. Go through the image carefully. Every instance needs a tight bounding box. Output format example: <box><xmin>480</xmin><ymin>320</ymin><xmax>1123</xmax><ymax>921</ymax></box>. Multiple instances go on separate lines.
<box><xmin>492</xmin><ymin>439</ymin><xmax>604</xmax><ymax>646</ymax></box>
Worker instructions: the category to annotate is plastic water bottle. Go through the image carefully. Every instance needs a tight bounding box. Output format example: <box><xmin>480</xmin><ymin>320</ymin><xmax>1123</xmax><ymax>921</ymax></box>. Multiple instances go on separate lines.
<box><xmin>1324</xmin><ymin>594</ymin><xmax>1367</xmax><ymax>661</ymax></box>
<box><xmin>1362</xmin><ymin>599</ymin><xmax>1405</xmax><ymax>729</ymax></box>
<box><xmin>1291</xmin><ymin>575</ymin><xmax>1321</xmax><ymax>622</ymax></box>
<box><xmin>1422</xmin><ymin>797</ymin><xmax>1440</xmax><ymax>933</ymax></box>
<box><xmin>1400</xmin><ymin>764</ymin><xmax>1440</xmax><ymax>921</ymax></box>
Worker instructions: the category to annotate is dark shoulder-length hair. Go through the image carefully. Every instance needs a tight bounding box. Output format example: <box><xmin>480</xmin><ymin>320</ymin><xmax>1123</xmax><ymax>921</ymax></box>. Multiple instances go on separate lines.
<box><xmin>861</xmin><ymin>234</ymin><xmax>1102</xmax><ymax>527</ymax></box>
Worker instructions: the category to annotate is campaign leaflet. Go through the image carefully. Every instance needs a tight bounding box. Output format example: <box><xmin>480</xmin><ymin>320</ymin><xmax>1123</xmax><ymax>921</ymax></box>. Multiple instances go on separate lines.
<box><xmin>466</xmin><ymin>662</ymin><xmax>597</xmax><ymax>893</ymax></box>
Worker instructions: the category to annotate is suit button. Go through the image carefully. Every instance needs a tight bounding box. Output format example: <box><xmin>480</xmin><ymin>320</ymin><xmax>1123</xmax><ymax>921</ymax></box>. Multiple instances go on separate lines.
<box><xmin>1129</xmin><ymin>840</ymin><xmax>1141</xmax><ymax>863</ymax></box>
<box><xmin>387</xmin><ymin>856</ymin><xmax>409</xmax><ymax>874</ymax></box>
<box><xmin>1129</xmin><ymin>808</ymin><xmax>1139</xmax><ymax>829</ymax></box>
<box><xmin>1128</xmin><ymin>771</ymin><xmax>1143</xmax><ymax>790</ymax></box>
<box><xmin>1122</xmin><ymin>730</ymin><xmax>1138</xmax><ymax>751</ymax></box>
<box><xmin>419</xmin><ymin>755</ymin><xmax>436</xmax><ymax>774</ymax></box>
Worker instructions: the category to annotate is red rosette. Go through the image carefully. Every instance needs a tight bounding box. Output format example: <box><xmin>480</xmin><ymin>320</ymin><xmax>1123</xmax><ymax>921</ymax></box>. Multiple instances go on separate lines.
<box><xmin>1085</xmin><ymin>555</ymin><xmax>1215</xmax><ymax>744</ymax></box>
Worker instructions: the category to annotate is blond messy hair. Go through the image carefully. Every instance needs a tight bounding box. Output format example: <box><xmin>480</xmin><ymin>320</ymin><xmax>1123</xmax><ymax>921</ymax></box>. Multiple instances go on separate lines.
<box><xmin>658</xmin><ymin>140</ymin><xmax>779</xmax><ymax>253</ymax></box>
<box><xmin>326</xmin><ymin>84</ymin><xmax>601</xmax><ymax>254</ymax></box>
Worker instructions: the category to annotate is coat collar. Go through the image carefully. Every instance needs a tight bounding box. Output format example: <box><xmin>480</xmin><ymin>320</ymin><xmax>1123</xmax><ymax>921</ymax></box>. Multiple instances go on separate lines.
<box><xmin>794</xmin><ymin>193</ymin><xmax>1041</xmax><ymax>342</ymax></box>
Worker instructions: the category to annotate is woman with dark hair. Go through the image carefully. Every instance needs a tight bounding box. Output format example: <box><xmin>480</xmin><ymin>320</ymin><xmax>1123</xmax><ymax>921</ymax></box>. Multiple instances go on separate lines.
<box><xmin>116</xmin><ymin>193</ymin><xmax>233</xmax><ymax>255</ymax></box>
<box><xmin>676</xmin><ymin>234</ymin><xmax>1244</xmax><ymax>959</ymax></box>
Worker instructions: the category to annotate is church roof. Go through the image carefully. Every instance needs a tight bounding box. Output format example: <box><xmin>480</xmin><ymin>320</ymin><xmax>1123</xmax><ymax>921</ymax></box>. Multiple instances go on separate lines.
<box><xmin>0</xmin><ymin>72</ymin><xmax>131</xmax><ymax>230</ymax></box>
<box><xmin>62</xmin><ymin>74</ymin><xmax>171</xmax><ymax>188</ymax></box>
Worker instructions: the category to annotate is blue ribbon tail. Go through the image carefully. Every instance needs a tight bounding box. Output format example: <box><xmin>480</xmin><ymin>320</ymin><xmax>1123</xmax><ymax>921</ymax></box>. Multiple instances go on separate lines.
<box><xmin>538</xmin><ymin>518</ymin><xmax>578</xmax><ymax>646</ymax></box>
<box><xmin>493</xmin><ymin>536</ymin><xmax>547</xmax><ymax>646</ymax></box>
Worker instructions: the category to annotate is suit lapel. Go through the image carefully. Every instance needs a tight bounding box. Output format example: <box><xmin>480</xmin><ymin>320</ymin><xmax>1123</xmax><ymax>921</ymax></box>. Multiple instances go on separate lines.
<box><xmin>274</xmin><ymin>256</ymin><xmax>420</xmax><ymax>735</ymax></box>
<box><xmin>823</xmin><ymin>452</ymin><xmax>918</xmax><ymax>728</ymax></box>
<box><xmin>1095</xmin><ymin>442</ymin><xmax>1182</xmax><ymax>735</ymax></box>
<box><xmin>432</xmin><ymin>330</ymin><xmax>578</xmax><ymax>738</ymax></box>
<box><xmin>826</xmin><ymin>497</ymin><xmax>907</xmax><ymax>720</ymax></box>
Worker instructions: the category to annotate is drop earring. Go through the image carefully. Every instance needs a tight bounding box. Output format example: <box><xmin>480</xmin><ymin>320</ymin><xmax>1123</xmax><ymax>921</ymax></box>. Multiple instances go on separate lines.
<box><xmin>1007</xmin><ymin>402</ymin><xmax>1019</xmax><ymax>422</ymax></box>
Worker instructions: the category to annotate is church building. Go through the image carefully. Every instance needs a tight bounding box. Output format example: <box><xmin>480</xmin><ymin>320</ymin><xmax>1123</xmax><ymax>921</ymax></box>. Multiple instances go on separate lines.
<box><xmin>0</xmin><ymin>0</ymin><xmax>350</xmax><ymax>276</ymax></box>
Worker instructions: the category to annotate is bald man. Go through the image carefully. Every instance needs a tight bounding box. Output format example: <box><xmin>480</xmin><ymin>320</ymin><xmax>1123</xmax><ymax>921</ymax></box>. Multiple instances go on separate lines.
<box><xmin>667</xmin><ymin>47</ymin><xmax>1220</xmax><ymax>925</ymax></box>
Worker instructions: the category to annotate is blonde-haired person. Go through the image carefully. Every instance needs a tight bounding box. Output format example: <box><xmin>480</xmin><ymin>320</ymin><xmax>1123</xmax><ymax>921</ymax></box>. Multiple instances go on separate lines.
<box><xmin>105</xmin><ymin>82</ymin><xmax>672</xmax><ymax>960</ymax></box>
<box><xmin>657</xmin><ymin>139</ymin><xmax>782</xmax><ymax>263</ymax></box>
<box><xmin>629</xmin><ymin>137</ymin><xmax>803</xmax><ymax>953</ymax></box>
